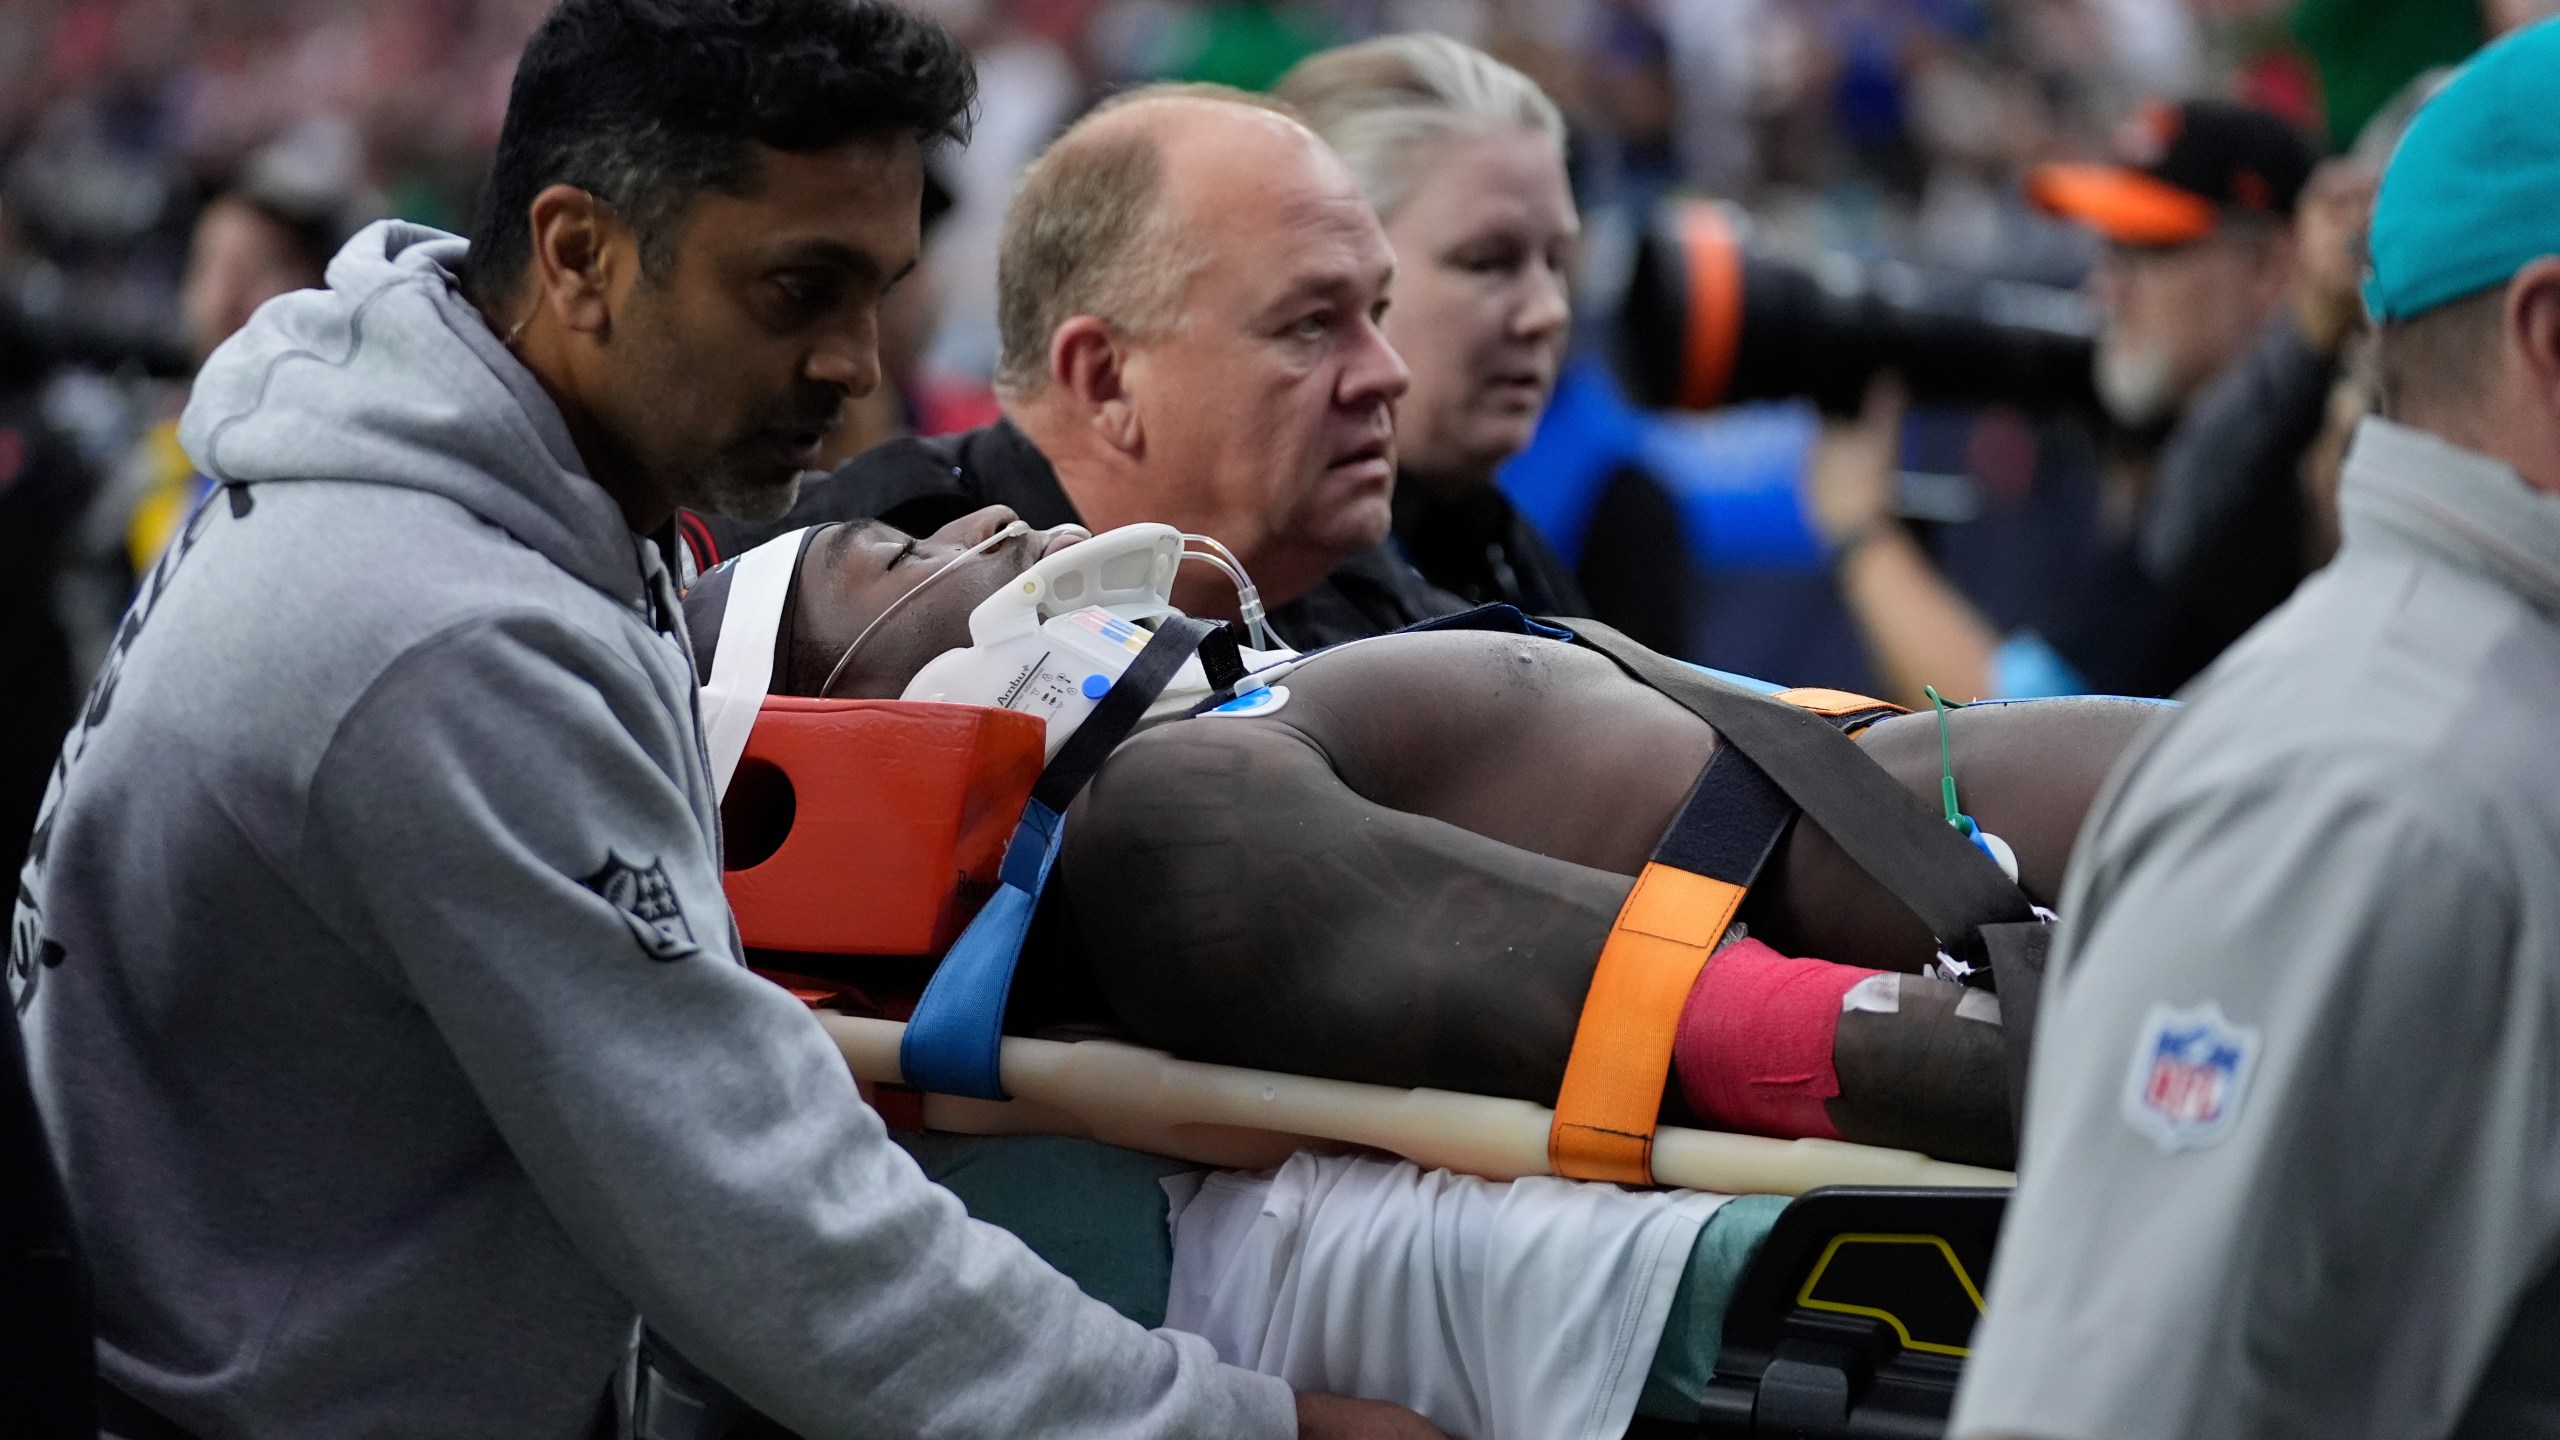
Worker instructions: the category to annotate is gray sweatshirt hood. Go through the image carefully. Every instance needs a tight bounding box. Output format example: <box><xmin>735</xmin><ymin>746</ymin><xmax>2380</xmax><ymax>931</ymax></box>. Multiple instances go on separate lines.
<box><xmin>26</xmin><ymin>223</ymin><xmax>1289</xmax><ymax>1440</ymax></box>
<box><xmin>179</xmin><ymin>218</ymin><xmax>645</xmax><ymax>605</ymax></box>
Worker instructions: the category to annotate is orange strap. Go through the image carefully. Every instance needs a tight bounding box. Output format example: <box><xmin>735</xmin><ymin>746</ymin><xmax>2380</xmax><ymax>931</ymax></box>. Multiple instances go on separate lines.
<box><xmin>1546</xmin><ymin>685</ymin><xmax>1903</xmax><ymax>1185</ymax></box>
<box><xmin>1549</xmin><ymin>864</ymin><xmax>1751</xmax><ymax>1183</ymax></box>
<box><xmin>1774</xmin><ymin>686</ymin><xmax>1901</xmax><ymax>718</ymax></box>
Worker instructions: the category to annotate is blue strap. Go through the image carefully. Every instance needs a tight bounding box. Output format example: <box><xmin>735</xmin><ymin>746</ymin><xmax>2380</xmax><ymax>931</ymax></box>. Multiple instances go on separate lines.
<box><xmin>900</xmin><ymin>616</ymin><xmax>1220</xmax><ymax>1099</ymax></box>
<box><xmin>898</xmin><ymin>799</ymin><xmax>1064</xmax><ymax>1098</ymax></box>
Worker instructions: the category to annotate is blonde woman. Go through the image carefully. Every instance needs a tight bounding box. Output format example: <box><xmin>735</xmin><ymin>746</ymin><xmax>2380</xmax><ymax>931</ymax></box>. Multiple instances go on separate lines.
<box><xmin>1277</xmin><ymin>35</ymin><xmax>1601</xmax><ymax>619</ymax></box>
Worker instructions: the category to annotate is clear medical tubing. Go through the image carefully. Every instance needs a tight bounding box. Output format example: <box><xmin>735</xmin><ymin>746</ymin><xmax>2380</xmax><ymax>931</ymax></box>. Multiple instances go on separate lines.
<box><xmin>1181</xmin><ymin>533</ymin><xmax>1274</xmax><ymax>650</ymax></box>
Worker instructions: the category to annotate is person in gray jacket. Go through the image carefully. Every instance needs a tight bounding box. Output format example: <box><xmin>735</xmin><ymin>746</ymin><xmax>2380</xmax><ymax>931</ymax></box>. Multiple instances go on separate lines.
<box><xmin>1955</xmin><ymin>18</ymin><xmax>2560</xmax><ymax>1439</ymax></box>
<box><xmin>2</xmin><ymin>3</ymin><xmax>1436</xmax><ymax>1439</ymax></box>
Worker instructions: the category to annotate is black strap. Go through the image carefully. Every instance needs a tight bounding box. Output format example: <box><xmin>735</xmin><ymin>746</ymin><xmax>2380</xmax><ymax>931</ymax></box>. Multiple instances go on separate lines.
<box><xmin>1562</xmin><ymin>620</ymin><xmax>2036</xmax><ymax>951</ymax></box>
<box><xmin>1654</xmin><ymin>746</ymin><xmax>1799</xmax><ymax>891</ymax></box>
<box><xmin>1981</xmin><ymin>920</ymin><xmax>2051</xmax><ymax>1128</ymax></box>
<box><xmin>1028</xmin><ymin>615</ymin><xmax>1222</xmax><ymax>814</ymax></box>
<box><xmin>1570</xmin><ymin>622</ymin><xmax>2052</xmax><ymax>1139</ymax></box>
<box><xmin>1195</xmin><ymin>623</ymin><xmax>1246</xmax><ymax>692</ymax></box>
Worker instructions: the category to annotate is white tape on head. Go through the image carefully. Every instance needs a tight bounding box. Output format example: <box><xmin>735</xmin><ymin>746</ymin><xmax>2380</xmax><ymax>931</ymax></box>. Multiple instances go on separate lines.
<box><xmin>699</xmin><ymin>528</ymin><xmax>809</xmax><ymax>802</ymax></box>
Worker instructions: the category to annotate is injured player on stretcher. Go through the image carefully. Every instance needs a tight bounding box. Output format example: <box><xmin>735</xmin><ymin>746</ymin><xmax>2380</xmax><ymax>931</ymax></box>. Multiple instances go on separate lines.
<box><xmin>684</xmin><ymin>504</ymin><xmax>2160</xmax><ymax>1170</ymax></box>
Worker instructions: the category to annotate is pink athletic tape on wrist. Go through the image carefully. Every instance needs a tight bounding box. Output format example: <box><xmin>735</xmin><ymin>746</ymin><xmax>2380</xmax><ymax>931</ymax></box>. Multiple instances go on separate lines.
<box><xmin>1672</xmin><ymin>938</ymin><xmax>1881</xmax><ymax>1141</ymax></box>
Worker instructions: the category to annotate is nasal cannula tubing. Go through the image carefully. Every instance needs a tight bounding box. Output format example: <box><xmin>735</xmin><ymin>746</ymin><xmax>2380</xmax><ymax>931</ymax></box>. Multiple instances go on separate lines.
<box><xmin>820</xmin><ymin>520</ymin><xmax>1031</xmax><ymax>697</ymax></box>
<box><xmin>821</xmin><ymin>521</ymin><xmax>1278</xmax><ymax>698</ymax></box>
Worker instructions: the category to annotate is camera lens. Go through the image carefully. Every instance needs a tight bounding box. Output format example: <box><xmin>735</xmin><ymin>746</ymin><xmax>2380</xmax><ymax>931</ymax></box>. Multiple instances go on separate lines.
<box><xmin>1620</xmin><ymin>200</ymin><xmax>2100</xmax><ymax>417</ymax></box>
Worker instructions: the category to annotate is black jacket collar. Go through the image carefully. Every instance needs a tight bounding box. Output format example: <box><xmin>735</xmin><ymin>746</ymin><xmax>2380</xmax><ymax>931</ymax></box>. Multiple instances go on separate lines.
<box><xmin>1391</xmin><ymin>474</ymin><xmax>1588</xmax><ymax>617</ymax></box>
<box><xmin>719</xmin><ymin>419</ymin><xmax>1465</xmax><ymax>650</ymax></box>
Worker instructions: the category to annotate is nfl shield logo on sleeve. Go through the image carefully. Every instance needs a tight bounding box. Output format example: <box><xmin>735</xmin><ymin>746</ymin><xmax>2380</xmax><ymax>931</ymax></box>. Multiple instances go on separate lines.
<box><xmin>2121</xmin><ymin>1001</ymin><xmax>2259</xmax><ymax>1153</ymax></box>
<box><xmin>584</xmin><ymin>851</ymin><xmax>702</xmax><ymax>962</ymax></box>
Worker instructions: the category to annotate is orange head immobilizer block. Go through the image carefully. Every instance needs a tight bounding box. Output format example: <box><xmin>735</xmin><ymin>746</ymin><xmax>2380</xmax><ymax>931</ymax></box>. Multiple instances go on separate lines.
<box><xmin>720</xmin><ymin>699</ymin><xmax>1045</xmax><ymax>957</ymax></box>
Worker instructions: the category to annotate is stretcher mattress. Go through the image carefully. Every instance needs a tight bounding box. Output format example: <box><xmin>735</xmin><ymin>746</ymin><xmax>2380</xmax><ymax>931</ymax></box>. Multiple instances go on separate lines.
<box><xmin>891</xmin><ymin>1130</ymin><xmax>1788</xmax><ymax>1425</ymax></box>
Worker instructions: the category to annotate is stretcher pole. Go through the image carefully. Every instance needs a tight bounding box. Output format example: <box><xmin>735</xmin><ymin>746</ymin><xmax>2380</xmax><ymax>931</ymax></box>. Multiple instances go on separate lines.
<box><xmin>820</xmin><ymin>1014</ymin><xmax>2011</xmax><ymax>1196</ymax></box>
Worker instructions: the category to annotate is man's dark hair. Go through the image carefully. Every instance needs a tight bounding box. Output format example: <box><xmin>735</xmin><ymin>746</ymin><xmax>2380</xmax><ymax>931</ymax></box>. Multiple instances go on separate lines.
<box><xmin>205</xmin><ymin>181</ymin><xmax>346</xmax><ymax>279</ymax></box>
<box><xmin>461</xmin><ymin>0</ymin><xmax>975</xmax><ymax>305</ymax></box>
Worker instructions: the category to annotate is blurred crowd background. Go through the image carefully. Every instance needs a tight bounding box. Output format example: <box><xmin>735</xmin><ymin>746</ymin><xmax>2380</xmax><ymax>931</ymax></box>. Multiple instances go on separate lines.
<box><xmin>1</xmin><ymin>0</ymin><xmax>2546</xmax><ymax>857</ymax></box>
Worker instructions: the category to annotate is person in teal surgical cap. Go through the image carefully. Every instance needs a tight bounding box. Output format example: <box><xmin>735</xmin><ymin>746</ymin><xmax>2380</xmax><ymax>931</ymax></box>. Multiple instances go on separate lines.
<box><xmin>1949</xmin><ymin>17</ymin><xmax>2560</xmax><ymax>1440</ymax></box>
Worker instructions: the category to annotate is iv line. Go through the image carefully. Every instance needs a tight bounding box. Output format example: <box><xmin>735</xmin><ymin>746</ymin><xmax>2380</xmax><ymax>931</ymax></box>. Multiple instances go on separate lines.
<box><xmin>1181</xmin><ymin>533</ymin><xmax>1273</xmax><ymax>649</ymax></box>
<box><xmin>1924</xmin><ymin>684</ymin><xmax>1975</xmax><ymax>836</ymax></box>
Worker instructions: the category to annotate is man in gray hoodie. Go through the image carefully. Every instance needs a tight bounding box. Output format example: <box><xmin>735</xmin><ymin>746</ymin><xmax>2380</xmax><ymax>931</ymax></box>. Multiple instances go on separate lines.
<box><xmin>5</xmin><ymin>2</ymin><xmax>1437</xmax><ymax>1438</ymax></box>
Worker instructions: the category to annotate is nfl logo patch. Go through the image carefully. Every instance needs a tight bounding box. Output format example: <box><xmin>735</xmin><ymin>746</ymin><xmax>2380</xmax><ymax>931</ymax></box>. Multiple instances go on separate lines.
<box><xmin>2121</xmin><ymin>1000</ymin><xmax>2258</xmax><ymax>1153</ymax></box>
<box><xmin>584</xmin><ymin>850</ymin><xmax>701</xmax><ymax>962</ymax></box>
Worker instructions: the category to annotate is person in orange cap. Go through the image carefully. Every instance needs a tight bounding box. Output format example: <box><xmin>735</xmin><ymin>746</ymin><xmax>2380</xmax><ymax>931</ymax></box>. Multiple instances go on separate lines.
<box><xmin>2029</xmin><ymin>100</ymin><xmax>2317</xmax><ymax>432</ymax></box>
<box><xmin>1806</xmin><ymin>99</ymin><xmax>2346</xmax><ymax>706</ymax></box>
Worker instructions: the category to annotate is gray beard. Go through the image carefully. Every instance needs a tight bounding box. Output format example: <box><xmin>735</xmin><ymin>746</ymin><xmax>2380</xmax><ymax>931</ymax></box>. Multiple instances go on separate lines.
<box><xmin>2094</xmin><ymin>342</ymin><xmax>2182</xmax><ymax>429</ymax></box>
<box><xmin>682</xmin><ymin>463</ymin><xmax>805</xmax><ymax>524</ymax></box>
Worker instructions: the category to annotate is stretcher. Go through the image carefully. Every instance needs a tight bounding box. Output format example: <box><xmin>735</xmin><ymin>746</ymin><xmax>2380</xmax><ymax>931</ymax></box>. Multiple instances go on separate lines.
<box><xmin>827</xmin><ymin>1017</ymin><xmax>2012</xmax><ymax>1438</ymax></box>
<box><xmin>702</xmin><ymin>528</ymin><xmax>2040</xmax><ymax>1437</ymax></box>
<box><xmin>726</xmin><ymin>724</ymin><xmax>2021</xmax><ymax>1435</ymax></box>
<box><xmin>884</xmin><ymin>1129</ymin><xmax>2002</xmax><ymax>1436</ymax></box>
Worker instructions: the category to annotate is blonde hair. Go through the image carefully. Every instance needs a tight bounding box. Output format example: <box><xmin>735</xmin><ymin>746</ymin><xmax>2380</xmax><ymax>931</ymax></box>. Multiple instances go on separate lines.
<box><xmin>1274</xmin><ymin>33</ymin><xmax>1565</xmax><ymax>224</ymax></box>
<box><xmin>993</xmin><ymin>84</ymin><xmax>1303</xmax><ymax>399</ymax></box>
